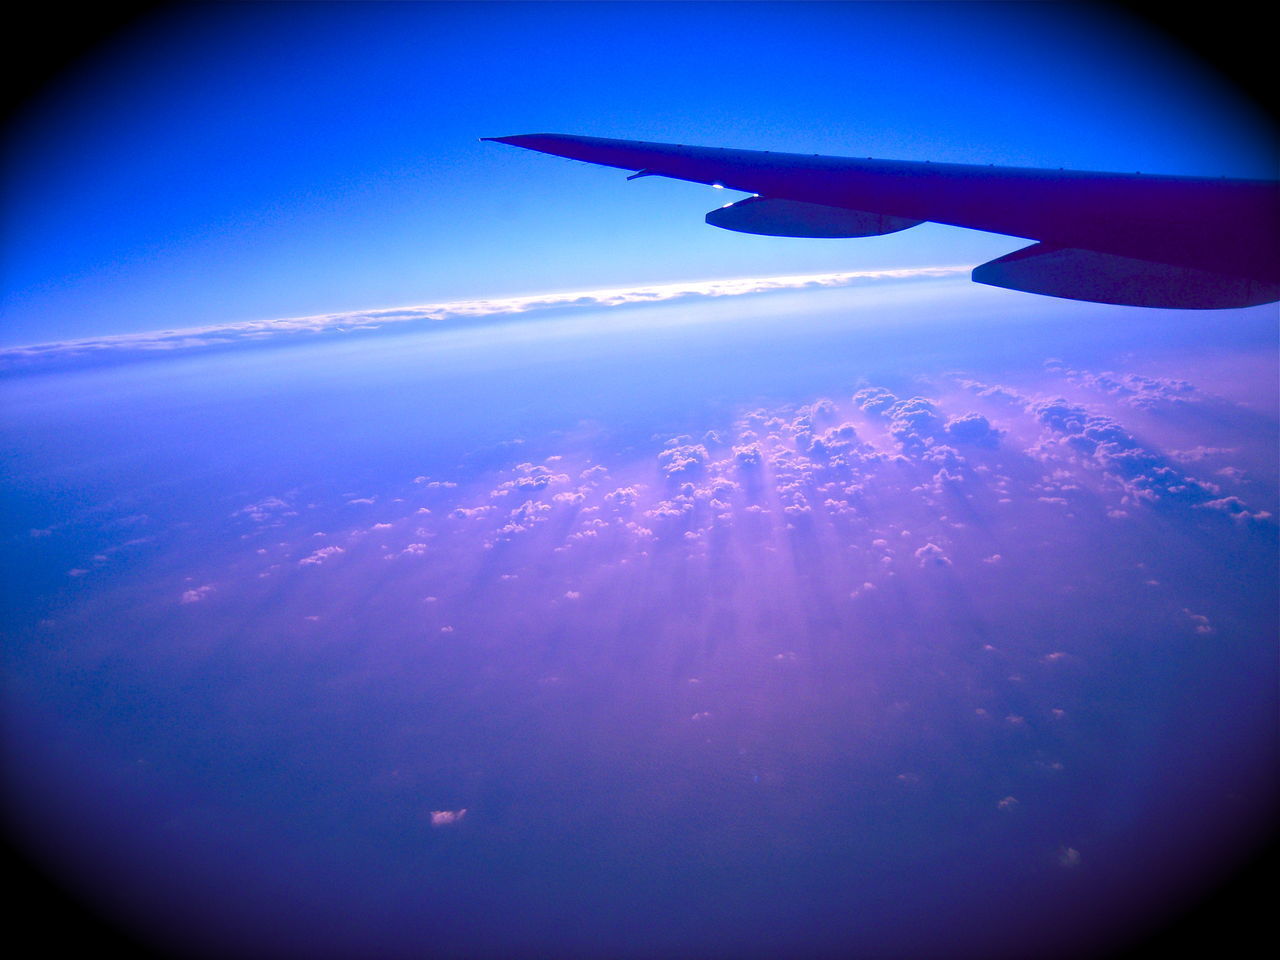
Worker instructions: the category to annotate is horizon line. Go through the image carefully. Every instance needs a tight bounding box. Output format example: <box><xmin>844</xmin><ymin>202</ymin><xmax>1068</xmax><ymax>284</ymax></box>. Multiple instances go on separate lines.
<box><xmin>0</xmin><ymin>265</ymin><xmax>970</xmax><ymax>373</ymax></box>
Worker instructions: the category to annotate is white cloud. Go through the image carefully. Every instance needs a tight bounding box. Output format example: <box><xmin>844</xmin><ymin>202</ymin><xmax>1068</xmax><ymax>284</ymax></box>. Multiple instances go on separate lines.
<box><xmin>0</xmin><ymin>266</ymin><xmax>968</xmax><ymax>370</ymax></box>
<box><xmin>914</xmin><ymin>542</ymin><xmax>952</xmax><ymax>567</ymax></box>
<box><xmin>299</xmin><ymin>545</ymin><xmax>345</xmax><ymax>566</ymax></box>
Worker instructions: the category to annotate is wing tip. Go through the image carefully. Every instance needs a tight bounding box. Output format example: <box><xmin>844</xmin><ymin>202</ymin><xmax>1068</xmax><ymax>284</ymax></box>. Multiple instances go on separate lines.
<box><xmin>480</xmin><ymin>134</ymin><xmax>559</xmax><ymax>146</ymax></box>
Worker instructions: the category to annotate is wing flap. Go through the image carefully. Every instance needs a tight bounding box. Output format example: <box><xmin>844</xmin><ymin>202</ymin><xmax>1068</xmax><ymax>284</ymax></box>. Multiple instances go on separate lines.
<box><xmin>973</xmin><ymin>243</ymin><xmax>1280</xmax><ymax>309</ymax></box>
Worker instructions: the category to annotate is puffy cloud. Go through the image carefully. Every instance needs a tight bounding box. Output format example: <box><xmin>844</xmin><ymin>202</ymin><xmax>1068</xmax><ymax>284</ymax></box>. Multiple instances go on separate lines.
<box><xmin>604</xmin><ymin>486</ymin><xmax>641</xmax><ymax>506</ymax></box>
<box><xmin>914</xmin><ymin>542</ymin><xmax>952</xmax><ymax>567</ymax></box>
<box><xmin>1050</xmin><ymin>364</ymin><xmax>1201</xmax><ymax>409</ymax></box>
<box><xmin>235</xmin><ymin>496</ymin><xmax>295</xmax><ymax>525</ymax></box>
<box><xmin>922</xmin><ymin>444</ymin><xmax>963</xmax><ymax>468</ymax></box>
<box><xmin>732</xmin><ymin>444</ymin><xmax>764</xmax><ymax>469</ymax></box>
<box><xmin>1032</xmin><ymin>398</ymin><xmax>1089</xmax><ymax>435</ymax></box>
<box><xmin>658</xmin><ymin>443</ymin><xmax>709</xmax><ymax>478</ymax></box>
<box><xmin>955</xmin><ymin>379</ymin><xmax>1028</xmax><ymax>405</ymax></box>
<box><xmin>1029</xmin><ymin>397</ymin><xmax>1269</xmax><ymax>517</ymax></box>
<box><xmin>885</xmin><ymin>397</ymin><xmax>944</xmax><ymax>452</ymax></box>
<box><xmin>644</xmin><ymin>499</ymin><xmax>694</xmax><ymax>521</ymax></box>
<box><xmin>498</xmin><ymin>463</ymin><xmax>570</xmax><ymax>492</ymax></box>
<box><xmin>808</xmin><ymin>398</ymin><xmax>839</xmax><ymax>423</ymax></box>
<box><xmin>943</xmin><ymin>412</ymin><xmax>1000</xmax><ymax>447</ymax></box>
<box><xmin>299</xmin><ymin>545</ymin><xmax>345</xmax><ymax>566</ymax></box>
<box><xmin>1183</xmin><ymin>609</ymin><xmax>1214</xmax><ymax>634</ymax></box>
<box><xmin>180</xmin><ymin>585</ymin><xmax>215</xmax><ymax>603</ymax></box>
<box><xmin>1198</xmin><ymin>496</ymin><xmax>1272</xmax><ymax>523</ymax></box>
<box><xmin>449</xmin><ymin>506</ymin><xmax>493</xmax><ymax>520</ymax></box>
<box><xmin>853</xmin><ymin>386</ymin><xmax>898</xmax><ymax>415</ymax></box>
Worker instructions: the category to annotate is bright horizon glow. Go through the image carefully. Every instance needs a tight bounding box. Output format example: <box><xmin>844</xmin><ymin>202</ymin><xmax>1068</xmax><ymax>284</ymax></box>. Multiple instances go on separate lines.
<box><xmin>0</xmin><ymin>265</ymin><xmax>969</xmax><ymax>370</ymax></box>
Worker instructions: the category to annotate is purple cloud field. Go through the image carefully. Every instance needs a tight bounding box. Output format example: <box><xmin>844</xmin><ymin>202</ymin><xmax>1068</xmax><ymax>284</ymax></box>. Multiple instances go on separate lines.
<box><xmin>4</xmin><ymin>281</ymin><xmax>1275</xmax><ymax>958</ymax></box>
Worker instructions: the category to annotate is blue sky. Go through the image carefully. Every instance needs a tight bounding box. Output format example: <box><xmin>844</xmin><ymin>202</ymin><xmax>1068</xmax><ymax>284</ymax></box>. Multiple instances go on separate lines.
<box><xmin>4</xmin><ymin>2</ymin><xmax>1274</xmax><ymax>347</ymax></box>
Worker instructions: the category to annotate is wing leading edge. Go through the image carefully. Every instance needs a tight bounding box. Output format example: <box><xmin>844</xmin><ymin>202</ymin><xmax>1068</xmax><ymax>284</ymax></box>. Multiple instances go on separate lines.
<box><xmin>483</xmin><ymin>133</ymin><xmax>1279</xmax><ymax>309</ymax></box>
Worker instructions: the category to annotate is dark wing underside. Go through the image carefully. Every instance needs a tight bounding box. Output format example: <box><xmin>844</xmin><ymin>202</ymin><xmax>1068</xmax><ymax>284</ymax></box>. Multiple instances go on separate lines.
<box><xmin>484</xmin><ymin>133</ymin><xmax>1280</xmax><ymax>309</ymax></box>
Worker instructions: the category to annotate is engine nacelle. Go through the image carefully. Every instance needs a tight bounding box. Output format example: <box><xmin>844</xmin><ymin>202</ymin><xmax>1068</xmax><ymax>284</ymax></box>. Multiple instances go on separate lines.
<box><xmin>705</xmin><ymin>196</ymin><xmax>922</xmax><ymax>238</ymax></box>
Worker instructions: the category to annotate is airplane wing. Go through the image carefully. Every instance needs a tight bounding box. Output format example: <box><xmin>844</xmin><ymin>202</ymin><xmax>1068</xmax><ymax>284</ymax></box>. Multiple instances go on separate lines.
<box><xmin>483</xmin><ymin>133</ymin><xmax>1279</xmax><ymax>309</ymax></box>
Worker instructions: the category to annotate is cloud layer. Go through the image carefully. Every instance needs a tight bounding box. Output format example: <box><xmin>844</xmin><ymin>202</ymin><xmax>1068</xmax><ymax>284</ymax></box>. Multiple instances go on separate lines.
<box><xmin>0</xmin><ymin>266</ymin><xmax>966</xmax><ymax>372</ymax></box>
<box><xmin>11</xmin><ymin>332</ymin><xmax>1275</xmax><ymax>960</ymax></box>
